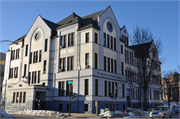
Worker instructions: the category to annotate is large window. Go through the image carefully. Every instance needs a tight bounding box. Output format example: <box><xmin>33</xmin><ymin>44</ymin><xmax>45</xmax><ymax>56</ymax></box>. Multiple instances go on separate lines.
<box><xmin>121</xmin><ymin>62</ymin><xmax>124</xmax><ymax>75</ymax></box>
<box><xmin>104</xmin><ymin>33</ymin><xmax>106</xmax><ymax>47</ymax></box>
<box><xmin>14</xmin><ymin>67</ymin><xmax>18</xmax><ymax>78</ymax></box>
<box><xmin>121</xmin><ymin>45</ymin><xmax>123</xmax><ymax>54</ymax></box>
<box><xmin>11</xmin><ymin>50</ymin><xmax>15</xmax><ymax>60</ymax></box>
<box><xmin>85</xmin><ymin>53</ymin><xmax>89</xmax><ymax>68</ymax></box>
<box><xmin>108</xmin><ymin>58</ymin><xmax>110</xmax><ymax>72</ymax></box>
<box><xmin>38</xmin><ymin>71</ymin><xmax>40</xmax><ymax>83</ymax></box>
<box><xmin>25</xmin><ymin>45</ymin><xmax>28</xmax><ymax>56</ymax></box>
<box><xmin>95</xmin><ymin>53</ymin><xmax>98</xmax><ymax>69</ymax></box>
<box><xmin>114</xmin><ymin>60</ymin><xmax>117</xmax><ymax>73</ymax></box>
<box><xmin>67</xmin><ymin>56</ymin><xmax>74</xmax><ymax>71</ymax></box>
<box><xmin>33</xmin><ymin>51</ymin><xmax>38</xmax><ymax>63</ymax></box>
<box><xmin>45</xmin><ymin>39</ymin><xmax>48</xmax><ymax>52</ymax></box>
<box><xmin>60</xmin><ymin>58</ymin><xmax>66</xmax><ymax>72</ymax></box>
<box><xmin>104</xmin><ymin>56</ymin><xmax>106</xmax><ymax>71</ymax></box>
<box><xmin>24</xmin><ymin>64</ymin><xmax>27</xmax><ymax>77</ymax></box>
<box><xmin>111</xmin><ymin>36</ymin><xmax>113</xmax><ymax>50</ymax></box>
<box><xmin>58</xmin><ymin>81</ymin><xmax>64</xmax><ymax>96</ymax></box>
<box><xmin>111</xmin><ymin>59</ymin><xmax>113</xmax><ymax>73</ymax></box>
<box><xmin>68</xmin><ymin>33</ymin><xmax>74</xmax><ymax>47</ymax></box>
<box><xmin>60</xmin><ymin>35</ymin><xmax>66</xmax><ymax>48</ymax></box>
<box><xmin>122</xmin><ymin>84</ymin><xmax>125</xmax><ymax>97</ymax></box>
<box><xmin>30</xmin><ymin>53</ymin><xmax>32</xmax><ymax>64</ymax></box>
<box><xmin>16</xmin><ymin>49</ymin><xmax>20</xmax><ymax>59</ymax></box>
<box><xmin>86</xmin><ymin>33</ymin><xmax>89</xmax><ymax>43</ymax></box>
<box><xmin>95</xmin><ymin>79</ymin><xmax>98</xmax><ymax>96</ymax></box>
<box><xmin>85</xmin><ymin>79</ymin><xmax>89</xmax><ymax>95</ymax></box>
<box><xmin>114</xmin><ymin>38</ymin><xmax>116</xmax><ymax>51</ymax></box>
<box><xmin>95</xmin><ymin>33</ymin><xmax>98</xmax><ymax>43</ymax></box>
<box><xmin>39</xmin><ymin>50</ymin><xmax>42</xmax><ymax>62</ymax></box>
<box><xmin>105</xmin><ymin>81</ymin><xmax>107</xmax><ymax>96</ymax></box>
<box><xmin>43</xmin><ymin>60</ymin><xmax>46</xmax><ymax>74</ymax></box>
<box><xmin>107</xmin><ymin>35</ymin><xmax>110</xmax><ymax>48</ymax></box>
<box><xmin>108</xmin><ymin>81</ymin><xmax>111</xmax><ymax>96</ymax></box>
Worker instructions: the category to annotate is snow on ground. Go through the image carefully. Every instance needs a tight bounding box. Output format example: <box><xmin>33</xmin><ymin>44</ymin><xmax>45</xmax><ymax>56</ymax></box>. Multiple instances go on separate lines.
<box><xmin>6</xmin><ymin>110</ymin><xmax>67</xmax><ymax>118</ymax></box>
<box><xmin>0</xmin><ymin>109</ymin><xmax>13</xmax><ymax>118</ymax></box>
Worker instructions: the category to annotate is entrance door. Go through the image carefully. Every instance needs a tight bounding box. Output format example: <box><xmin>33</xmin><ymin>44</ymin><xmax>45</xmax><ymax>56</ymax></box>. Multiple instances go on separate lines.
<box><xmin>35</xmin><ymin>92</ymin><xmax>46</xmax><ymax>110</ymax></box>
<box><xmin>127</xmin><ymin>96</ymin><xmax>131</xmax><ymax>107</ymax></box>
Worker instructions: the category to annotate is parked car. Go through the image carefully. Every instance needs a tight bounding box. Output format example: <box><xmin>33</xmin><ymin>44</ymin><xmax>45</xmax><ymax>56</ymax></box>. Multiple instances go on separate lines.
<box><xmin>149</xmin><ymin>106</ymin><xmax>172</xmax><ymax>118</ymax></box>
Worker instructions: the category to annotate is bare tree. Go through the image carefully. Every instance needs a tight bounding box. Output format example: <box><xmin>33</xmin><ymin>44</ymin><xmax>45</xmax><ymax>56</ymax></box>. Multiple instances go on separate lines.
<box><xmin>130</xmin><ymin>26</ymin><xmax>163</xmax><ymax>111</ymax></box>
<box><xmin>162</xmin><ymin>70</ymin><xmax>179</xmax><ymax>107</ymax></box>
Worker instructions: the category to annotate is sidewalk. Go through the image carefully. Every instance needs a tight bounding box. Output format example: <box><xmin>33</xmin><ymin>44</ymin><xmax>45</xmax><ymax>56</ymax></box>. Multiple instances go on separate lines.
<box><xmin>63</xmin><ymin>113</ymin><xmax>101</xmax><ymax>118</ymax></box>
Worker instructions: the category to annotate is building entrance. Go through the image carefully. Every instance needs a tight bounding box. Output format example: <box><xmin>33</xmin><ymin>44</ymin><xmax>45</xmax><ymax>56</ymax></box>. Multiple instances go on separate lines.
<box><xmin>35</xmin><ymin>91</ymin><xmax>46</xmax><ymax>110</ymax></box>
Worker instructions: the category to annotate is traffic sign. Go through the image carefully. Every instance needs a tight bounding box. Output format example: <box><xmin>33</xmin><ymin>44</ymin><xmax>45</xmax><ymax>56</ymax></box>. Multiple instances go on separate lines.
<box><xmin>68</xmin><ymin>81</ymin><xmax>73</xmax><ymax>84</ymax></box>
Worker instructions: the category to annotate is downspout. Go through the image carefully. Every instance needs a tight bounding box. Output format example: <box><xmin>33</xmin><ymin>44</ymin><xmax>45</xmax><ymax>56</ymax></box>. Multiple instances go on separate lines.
<box><xmin>76</xmin><ymin>31</ymin><xmax>81</xmax><ymax>112</ymax></box>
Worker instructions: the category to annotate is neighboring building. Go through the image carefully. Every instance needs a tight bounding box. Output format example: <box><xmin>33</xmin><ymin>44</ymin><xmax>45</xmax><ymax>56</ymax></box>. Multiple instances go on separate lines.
<box><xmin>162</xmin><ymin>72</ymin><xmax>179</xmax><ymax>102</ymax></box>
<box><xmin>2</xmin><ymin>6</ymin><xmax>163</xmax><ymax>113</ymax></box>
<box><xmin>0</xmin><ymin>52</ymin><xmax>6</xmax><ymax>100</ymax></box>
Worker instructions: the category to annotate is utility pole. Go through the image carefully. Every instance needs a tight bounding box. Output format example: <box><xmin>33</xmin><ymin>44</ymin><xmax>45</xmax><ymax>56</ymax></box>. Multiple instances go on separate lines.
<box><xmin>68</xmin><ymin>81</ymin><xmax>73</xmax><ymax>116</ymax></box>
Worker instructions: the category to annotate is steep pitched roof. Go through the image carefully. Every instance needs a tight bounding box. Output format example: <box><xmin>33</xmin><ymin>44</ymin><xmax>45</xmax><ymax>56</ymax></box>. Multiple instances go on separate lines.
<box><xmin>42</xmin><ymin>18</ymin><xmax>59</xmax><ymax>38</ymax></box>
<box><xmin>129</xmin><ymin>41</ymin><xmax>152</xmax><ymax>58</ymax></box>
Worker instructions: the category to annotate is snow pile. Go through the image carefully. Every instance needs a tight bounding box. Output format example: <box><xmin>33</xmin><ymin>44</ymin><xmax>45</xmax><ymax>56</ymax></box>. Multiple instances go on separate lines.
<box><xmin>123</xmin><ymin>113</ymin><xmax>139</xmax><ymax>118</ymax></box>
<box><xmin>6</xmin><ymin>110</ymin><xmax>67</xmax><ymax>118</ymax></box>
<box><xmin>99</xmin><ymin>111</ymin><xmax>125</xmax><ymax>118</ymax></box>
<box><xmin>163</xmin><ymin>102</ymin><xmax>179</xmax><ymax>113</ymax></box>
<box><xmin>131</xmin><ymin>109</ymin><xmax>148</xmax><ymax>116</ymax></box>
<box><xmin>0</xmin><ymin>109</ymin><xmax>13</xmax><ymax>118</ymax></box>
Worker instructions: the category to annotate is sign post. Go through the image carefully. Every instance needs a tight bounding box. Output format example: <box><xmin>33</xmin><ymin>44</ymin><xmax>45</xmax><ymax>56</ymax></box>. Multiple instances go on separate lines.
<box><xmin>68</xmin><ymin>81</ymin><xmax>73</xmax><ymax>116</ymax></box>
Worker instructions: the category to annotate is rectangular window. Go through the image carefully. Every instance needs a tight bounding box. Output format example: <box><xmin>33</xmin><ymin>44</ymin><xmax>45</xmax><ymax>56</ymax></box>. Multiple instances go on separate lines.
<box><xmin>85</xmin><ymin>79</ymin><xmax>89</xmax><ymax>95</ymax></box>
<box><xmin>95</xmin><ymin>53</ymin><xmax>98</xmax><ymax>69</ymax></box>
<box><xmin>109</xmin><ymin>104</ymin><xmax>111</xmax><ymax>111</ymax></box>
<box><xmin>25</xmin><ymin>45</ymin><xmax>28</xmax><ymax>56</ymax></box>
<box><xmin>45</xmin><ymin>39</ymin><xmax>48</xmax><ymax>52</ymax></box>
<box><xmin>43</xmin><ymin>60</ymin><xmax>46</xmax><ymax>74</ymax></box>
<box><xmin>121</xmin><ymin>45</ymin><xmax>123</xmax><ymax>54</ymax></box>
<box><xmin>105</xmin><ymin>81</ymin><xmax>107</xmax><ymax>96</ymax></box>
<box><xmin>16</xmin><ymin>49</ymin><xmax>20</xmax><ymax>59</ymax></box>
<box><xmin>123</xmin><ymin>104</ymin><xmax>125</xmax><ymax>110</ymax></box>
<box><xmin>59</xmin><ymin>104</ymin><xmax>62</xmax><ymax>111</ymax></box>
<box><xmin>32</xmin><ymin>72</ymin><xmax>34</xmax><ymax>84</ymax></box>
<box><xmin>125</xmin><ymin>49</ymin><xmax>127</xmax><ymax>63</ymax></box>
<box><xmin>114</xmin><ymin>38</ymin><xmax>116</xmax><ymax>51</ymax></box>
<box><xmin>16</xmin><ymin>92</ymin><xmax>19</xmax><ymax>103</ymax></box>
<box><xmin>68</xmin><ymin>33</ymin><xmax>74</xmax><ymax>47</ymax></box>
<box><xmin>60</xmin><ymin>35</ymin><xmax>66</xmax><ymax>48</ymax></box>
<box><xmin>122</xmin><ymin>84</ymin><xmax>125</xmax><ymax>97</ymax></box>
<box><xmin>23</xmin><ymin>92</ymin><xmax>26</xmax><ymax>103</ymax></box>
<box><xmin>112</xmin><ymin>82</ymin><xmax>114</xmax><ymax>94</ymax></box>
<box><xmin>111</xmin><ymin>36</ymin><xmax>113</xmax><ymax>50</ymax></box>
<box><xmin>84</xmin><ymin>104</ymin><xmax>88</xmax><ymax>111</ymax></box>
<box><xmin>104</xmin><ymin>56</ymin><xmax>106</xmax><ymax>71</ymax></box>
<box><xmin>121</xmin><ymin>62</ymin><xmax>124</xmax><ymax>75</ymax></box>
<box><xmin>114</xmin><ymin>60</ymin><xmax>117</xmax><ymax>73</ymax></box>
<box><xmin>104</xmin><ymin>33</ymin><xmax>106</xmax><ymax>47</ymax></box>
<box><xmin>30</xmin><ymin>52</ymin><xmax>32</xmax><ymax>64</ymax></box>
<box><xmin>108</xmin><ymin>81</ymin><xmax>111</xmax><ymax>96</ymax></box>
<box><xmin>13</xmin><ymin>92</ymin><xmax>15</xmax><ymax>103</ymax></box>
<box><xmin>116</xmin><ymin>104</ymin><xmax>118</xmax><ymax>110</ymax></box>
<box><xmin>127</xmin><ymin>50</ymin><xmax>129</xmax><ymax>64</ymax></box>
<box><xmin>85</xmin><ymin>53</ymin><xmax>89</xmax><ymax>67</ymax></box>
<box><xmin>28</xmin><ymin>72</ymin><xmax>31</xmax><ymax>85</ymax></box>
<box><xmin>14</xmin><ymin>67</ymin><xmax>18</xmax><ymax>78</ymax></box>
<box><xmin>39</xmin><ymin>50</ymin><xmax>42</xmax><ymax>62</ymax></box>
<box><xmin>60</xmin><ymin>58</ymin><xmax>66</xmax><ymax>71</ymax></box>
<box><xmin>67</xmin><ymin>56</ymin><xmax>74</xmax><ymax>71</ymax></box>
<box><xmin>58</xmin><ymin>81</ymin><xmax>64</xmax><ymax>96</ymax></box>
<box><xmin>24</xmin><ymin>64</ymin><xmax>26</xmax><ymax>76</ymax></box>
<box><xmin>11</xmin><ymin>50</ymin><xmax>15</xmax><ymax>60</ymax></box>
<box><xmin>150</xmin><ymin>89</ymin><xmax>151</xmax><ymax>99</ymax></box>
<box><xmin>111</xmin><ymin>59</ymin><xmax>113</xmax><ymax>73</ymax></box>
<box><xmin>86</xmin><ymin>32</ymin><xmax>89</xmax><ymax>43</ymax></box>
<box><xmin>38</xmin><ymin>71</ymin><xmax>40</xmax><ymax>83</ymax></box>
<box><xmin>95</xmin><ymin>33</ymin><xmax>98</xmax><ymax>43</ymax></box>
<box><xmin>138</xmin><ymin>89</ymin><xmax>139</xmax><ymax>99</ymax></box>
<box><xmin>107</xmin><ymin>35</ymin><xmax>109</xmax><ymax>48</ymax></box>
<box><xmin>108</xmin><ymin>58</ymin><xmax>110</xmax><ymax>72</ymax></box>
<box><xmin>95</xmin><ymin>79</ymin><xmax>98</xmax><ymax>96</ymax></box>
<box><xmin>19</xmin><ymin>92</ymin><xmax>22</xmax><ymax>103</ymax></box>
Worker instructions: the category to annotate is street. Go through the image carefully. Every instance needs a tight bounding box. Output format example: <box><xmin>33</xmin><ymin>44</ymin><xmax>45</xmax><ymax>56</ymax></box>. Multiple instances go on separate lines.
<box><xmin>10</xmin><ymin>112</ymin><xmax>179</xmax><ymax>119</ymax></box>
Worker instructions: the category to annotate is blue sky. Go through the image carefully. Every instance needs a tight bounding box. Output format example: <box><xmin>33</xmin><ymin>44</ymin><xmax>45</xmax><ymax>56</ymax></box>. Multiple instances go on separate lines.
<box><xmin>0</xmin><ymin>1</ymin><xmax>179</xmax><ymax>73</ymax></box>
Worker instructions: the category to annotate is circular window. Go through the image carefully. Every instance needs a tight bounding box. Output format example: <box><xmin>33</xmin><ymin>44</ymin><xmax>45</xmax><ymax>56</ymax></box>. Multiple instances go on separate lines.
<box><xmin>34</xmin><ymin>31</ymin><xmax>41</xmax><ymax>41</ymax></box>
<box><xmin>107</xmin><ymin>21</ymin><xmax>113</xmax><ymax>33</ymax></box>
